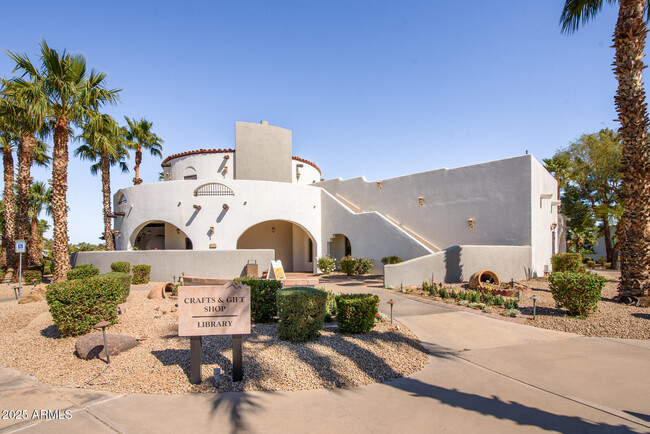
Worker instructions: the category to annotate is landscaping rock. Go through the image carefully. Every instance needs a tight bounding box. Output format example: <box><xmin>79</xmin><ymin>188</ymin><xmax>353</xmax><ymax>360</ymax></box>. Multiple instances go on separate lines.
<box><xmin>75</xmin><ymin>333</ymin><xmax>140</xmax><ymax>360</ymax></box>
<box><xmin>18</xmin><ymin>286</ymin><xmax>46</xmax><ymax>304</ymax></box>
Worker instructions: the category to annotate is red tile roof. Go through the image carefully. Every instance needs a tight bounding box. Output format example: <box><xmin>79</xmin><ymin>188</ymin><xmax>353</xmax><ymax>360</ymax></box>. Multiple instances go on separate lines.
<box><xmin>160</xmin><ymin>149</ymin><xmax>321</xmax><ymax>174</ymax></box>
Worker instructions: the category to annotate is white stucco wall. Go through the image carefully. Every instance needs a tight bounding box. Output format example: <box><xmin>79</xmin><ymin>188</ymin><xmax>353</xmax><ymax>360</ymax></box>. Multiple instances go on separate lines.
<box><xmin>530</xmin><ymin>157</ymin><xmax>561</xmax><ymax>275</ymax></box>
<box><xmin>114</xmin><ymin>179</ymin><xmax>322</xmax><ymax>273</ymax></box>
<box><xmin>292</xmin><ymin>159</ymin><xmax>320</xmax><ymax>184</ymax></box>
<box><xmin>317</xmin><ymin>155</ymin><xmax>535</xmax><ymax>250</ymax></box>
<box><xmin>167</xmin><ymin>152</ymin><xmax>235</xmax><ymax>181</ymax></box>
<box><xmin>235</xmin><ymin>121</ymin><xmax>292</xmax><ymax>182</ymax></box>
<box><xmin>384</xmin><ymin>245</ymin><xmax>533</xmax><ymax>286</ymax></box>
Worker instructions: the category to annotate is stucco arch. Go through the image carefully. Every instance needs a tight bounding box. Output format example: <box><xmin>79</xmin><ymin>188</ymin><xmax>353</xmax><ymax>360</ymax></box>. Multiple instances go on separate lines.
<box><xmin>236</xmin><ymin>219</ymin><xmax>316</xmax><ymax>272</ymax></box>
<box><xmin>130</xmin><ymin>219</ymin><xmax>192</xmax><ymax>250</ymax></box>
<box><xmin>183</xmin><ymin>166</ymin><xmax>197</xmax><ymax>180</ymax></box>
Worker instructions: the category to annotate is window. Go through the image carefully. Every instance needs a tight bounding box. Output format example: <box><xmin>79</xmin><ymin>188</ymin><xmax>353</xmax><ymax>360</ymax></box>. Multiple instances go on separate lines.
<box><xmin>193</xmin><ymin>183</ymin><xmax>235</xmax><ymax>197</ymax></box>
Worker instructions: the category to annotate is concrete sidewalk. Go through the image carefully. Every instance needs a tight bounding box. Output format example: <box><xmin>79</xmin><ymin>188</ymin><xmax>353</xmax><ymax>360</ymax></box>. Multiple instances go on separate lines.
<box><xmin>1</xmin><ymin>280</ymin><xmax>649</xmax><ymax>433</ymax></box>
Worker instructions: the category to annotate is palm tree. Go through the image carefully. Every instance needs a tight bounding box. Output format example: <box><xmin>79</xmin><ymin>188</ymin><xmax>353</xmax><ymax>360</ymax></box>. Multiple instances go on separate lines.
<box><xmin>75</xmin><ymin>113</ymin><xmax>129</xmax><ymax>250</ymax></box>
<box><xmin>561</xmin><ymin>0</ymin><xmax>650</xmax><ymax>300</ymax></box>
<box><xmin>10</xmin><ymin>40</ymin><xmax>120</xmax><ymax>281</ymax></box>
<box><xmin>0</xmin><ymin>124</ymin><xmax>17</xmax><ymax>278</ymax></box>
<box><xmin>0</xmin><ymin>73</ymin><xmax>48</xmax><ymax>275</ymax></box>
<box><xmin>28</xmin><ymin>181</ymin><xmax>51</xmax><ymax>265</ymax></box>
<box><xmin>123</xmin><ymin>117</ymin><xmax>163</xmax><ymax>185</ymax></box>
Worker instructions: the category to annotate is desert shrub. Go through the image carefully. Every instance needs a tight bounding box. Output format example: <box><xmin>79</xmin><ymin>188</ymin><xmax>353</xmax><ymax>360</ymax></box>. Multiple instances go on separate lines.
<box><xmin>24</xmin><ymin>270</ymin><xmax>42</xmax><ymax>285</ymax></box>
<box><xmin>99</xmin><ymin>272</ymin><xmax>131</xmax><ymax>303</ymax></box>
<box><xmin>335</xmin><ymin>293</ymin><xmax>380</xmax><ymax>333</ymax></box>
<box><xmin>67</xmin><ymin>264</ymin><xmax>99</xmax><ymax>280</ymax></box>
<box><xmin>439</xmin><ymin>287</ymin><xmax>449</xmax><ymax>299</ymax></box>
<box><xmin>277</xmin><ymin>287</ymin><xmax>327</xmax><ymax>342</ymax></box>
<box><xmin>458</xmin><ymin>300</ymin><xmax>469</xmax><ymax>306</ymax></box>
<box><xmin>339</xmin><ymin>256</ymin><xmax>374</xmax><ymax>275</ymax></box>
<box><xmin>46</xmin><ymin>277</ymin><xmax>122</xmax><ymax>337</ymax></box>
<box><xmin>42</xmin><ymin>259</ymin><xmax>52</xmax><ymax>275</ymax></box>
<box><xmin>502</xmin><ymin>308</ymin><xmax>520</xmax><ymax>318</ymax></box>
<box><xmin>503</xmin><ymin>298</ymin><xmax>519</xmax><ymax>310</ymax></box>
<box><xmin>234</xmin><ymin>277</ymin><xmax>283</xmax><ymax>323</ymax></box>
<box><xmin>0</xmin><ymin>269</ymin><xmax>4</xmax><ymax>281</ymax></box>
<box><xmin>132</xmin><ymin>265</ymin><xmax>151</xmax><ymax>284</ymax></box>
<box><xmin>482</xmin><ymin>306</ymin><xmax>493</xmax><ymax>313</ymax></box>
<box><xmin>495</xmin><ymin>295</ymin><xmax>505</xmax><ymax>306</ymax></box>
<box><xmin>470</xmin><ymin>291</ymin><xmax>480</xmax><ymax>303</ymax></box>
<box><xmin>596</xmin><ymin>257</ymin><xmax>607</xmax><ymax>266</ymax></box>
<box><xmin>381</xmin><ymin>256</ymin><xmax>403</xmax><ymax>265</ymax></box>
<box><xmin>110</xmin><ymin>261</ymin><xmax>131</xmax><ymax>273</ymax></box>
<box><xmin>317</xmin><ymin>256</ymin><xmax>335</xmax><ymax>274</ymax></box>
<box><xmin>551</xmin><ymin>253</ymin><xmax>586</xmax><ymax>273</ymax></box>
<box><xmin>548</xmin><ymin>272</ymin><xmax>606</xmax><ymax>317</ymax></box>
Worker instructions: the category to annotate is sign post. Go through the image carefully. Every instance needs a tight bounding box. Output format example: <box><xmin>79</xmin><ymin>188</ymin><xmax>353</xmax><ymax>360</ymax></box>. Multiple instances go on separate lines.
<box><xmin>178</xmin><ymin>282</ymin><xmax>251</xmax><ymax>384</ymax></box>
<box><xmin>15</xmin><ymin>240</ymin><xmax>26</xmax><ymax>298</ymax></box>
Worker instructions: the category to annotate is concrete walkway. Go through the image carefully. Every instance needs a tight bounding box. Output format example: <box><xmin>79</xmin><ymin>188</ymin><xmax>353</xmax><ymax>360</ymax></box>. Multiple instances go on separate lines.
<box><xmin>1</xmin><ymin>277</ymin><xmax>649</xmax><ymax>433</ymax></box>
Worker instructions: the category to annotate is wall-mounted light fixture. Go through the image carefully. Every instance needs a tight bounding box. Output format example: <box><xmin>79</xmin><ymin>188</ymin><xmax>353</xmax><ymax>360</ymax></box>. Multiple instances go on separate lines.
<box><xmin>467</xmin><ymin>218</ymin><xmax>475</xmax><ymax>230</ymax></box>
<box><xmin>222</xmin><ymin>203</ymin><xmax>229</xmax><ymax>210</ymax></box>
<box><xmin>165</xmin><ymin>173</ymin><xmax>171</xmax><ymax>180</ymax></box>
<box><xmin>377</xmin><ymin>181</ymin><xmax>383</xmax><ymax>190</ymax></box>
<box><xmin>296</xmin><ymin>163</ymin><xmax>303</xmax><ymax>181</ymax></box>
<box><xmin>114</xmin><ymin>230</ymin><xmax>121</xmax><ymax>238</ymax></box>
<box><xmin>271</xmin><ymin>226</ymin><xmax>276</xmax><ymax>235</ymax></box>
<box><xmin>193</xmin><ymin>204</ymin><xmax>201</xmax><ymax>210</ymax></box>
<box><xmin>176</xmin><ymin>228</ymin><xmax>181</xmax><ymax>235</ymax></box>
<box><xmin>209</xmin><ymin>226</ymin><xmax>214</xmax><ymax>235</ymax></box>
<box><xmin>223</xmin><ymin>155</ymin><xmax>230</xmax><ymax>160</ymax></box>
<box><xmin>223</xmin><ymin>166</ymin><xmax>228</xmax><ymax>174</ymax></box>
<box><xmin>551</xmin><ymin>222</ymin><xmax>557</xmax><ymax>231</ymax></box>
<box><xmin>418</xmin><ymin>196</ymin><xmax>424</xmax><ymax>207</ymax></box>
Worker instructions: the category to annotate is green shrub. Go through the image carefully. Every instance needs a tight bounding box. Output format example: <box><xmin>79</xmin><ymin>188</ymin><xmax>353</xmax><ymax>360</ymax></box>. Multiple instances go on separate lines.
<box><xmin>548</xmin><ymin>272</ymin><xmax>606</xmax><ymax>317</ymax></box>
<box><xmin>24</xmin><ymin>270</ymin><xmax>42</xmax><ymax>285</ymax></box>
<box><xmin>335</xmin><ymin>293</ymin><xmax>380</xmax><ymax>333</ymax></box>
<box><xmin>585</xmin><ymin>259</ymin><xmax>595</xmax><ymax>268</ymax></box>
<box><xmin>110</xmin><ymin>261</ymin><xmax>131</xmax><ymax>273</ymax></box>
<box><xmin>277</xmin><ymin>287</ymin><xmax>327</xmax><ymax>342</ymax></box>
<box><xmin>439</xmin><ymin>287</ymin><xmax>449</xmax><ymax>299</ymax></box>
<box><xmin>325</xmin><ymin>290</ymin><xmax>338</xmax><ymax>317</ymax></box>
<box><xmin>42</xmin><ymin>259</ymin><xmax>52</xmax><ymax>275</ymax></box>
<box><xmin>0</xmin><ymin>269</ymin><xmax>4</xmax><ymax>282</ymax></box>
<box><xmin>132</xmin><ymin>265</ymin><xmax>151</xmax><ymax>284</ymax></box>
<box><xmin>67</xmin><ymin>264</ymin><xmax>100</xmax><ymax>280</ymax></box>
<box><xmin>317</xmin><ymin>256</ymin><xmax>335</xmax><ymax>274</ymax></box>
<box><xmin>339</xmin><ymin>256</ymin><xmax>374</xmax><ymax>275</ymax></box>
<box><xmin>98</xmin><ymin>272</ymin><xmax>131</xmax><ymax>303</ymax></box>
<box><xmin>596</xmin><ymin>257</ymin><xmax>607</xmax><ymax>266</ymax></box>
<box><xmin>233</xmin><ymin>277</ymin><xmax>283</xmax><ymax>323</ymax></box>
<box><xmin>503</xmin><ymin>298</ymin><xmax>519</xmax><ymax>310</ymax></box>
<box><xmin>495</xmin><ymin>295</ymin><xmax>505</xmax><ymax>306</ymax></box>
<box><xmin>551</xmin><ymin>253</ymin><xmax>586</xmax><ymax>273</ymax></box>
<box><xmin>381</xmin><ymin>256</ymin><xmax>403</xmax><ymax>265</ymax></box>
<box><xmin>46</xmin><ymin>277</ymin><xmax>122</xmax><ymax>337</ymax></box>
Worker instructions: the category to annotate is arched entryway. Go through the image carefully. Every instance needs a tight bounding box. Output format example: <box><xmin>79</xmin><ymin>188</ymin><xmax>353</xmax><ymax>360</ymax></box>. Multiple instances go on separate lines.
<box><xmin>236</xmin><ymin>220</ymin><xmax>315</xmax><ymax>272</ymax></box>
<box><xmin>328</xmin><ymin>233</ymin><xmax>351</xmax><ymax>264</ymax></box>
<box><xmin>131</xmin><ymin>221</ymin><xmax>193</xmax><ymax>250</ymax></box>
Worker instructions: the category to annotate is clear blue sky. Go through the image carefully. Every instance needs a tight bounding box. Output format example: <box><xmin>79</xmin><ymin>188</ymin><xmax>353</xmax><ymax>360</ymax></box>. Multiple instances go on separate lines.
<box><xmin>1</xmin><ymin>1</ymin><xmax>626</xmax><ymax>243</ymax></box>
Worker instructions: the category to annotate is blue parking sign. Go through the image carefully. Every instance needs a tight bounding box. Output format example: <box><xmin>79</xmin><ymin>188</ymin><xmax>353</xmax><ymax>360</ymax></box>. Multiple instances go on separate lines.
<box><xmin>15</xmin><ymin>240</ymin><xmax>26</xmax><ymax>253</ymax></box>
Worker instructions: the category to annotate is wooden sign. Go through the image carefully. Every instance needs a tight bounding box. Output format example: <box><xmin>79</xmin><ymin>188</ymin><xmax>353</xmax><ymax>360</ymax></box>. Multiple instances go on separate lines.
<box><xmin>267</xmin><ymin>260</ymin><xmax>286</xmax><ymax>280</ymax></box>
<box><xmin>178</xmin><ymin>282</ymin><xmax>251</xmax><ymax>337</ymax></box>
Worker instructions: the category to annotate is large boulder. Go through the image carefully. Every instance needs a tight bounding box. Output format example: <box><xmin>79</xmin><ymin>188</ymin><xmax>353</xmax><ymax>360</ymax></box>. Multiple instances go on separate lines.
<box><xmin>75</xmin><ymin>333</ymin><xmax>139</xmax><ymax>360</ymax></box>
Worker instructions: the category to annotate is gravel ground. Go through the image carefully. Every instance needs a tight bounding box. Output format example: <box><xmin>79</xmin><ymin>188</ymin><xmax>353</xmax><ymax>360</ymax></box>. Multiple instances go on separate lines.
<box><xmin>0</xmin><ymin>283</ymin><xmax>428</xmax><ymax>394</ymax></box>
<box><xmin>518</xmin><ymin>271</ymin><xmax>650</xmax><ymax>339</ymax></box>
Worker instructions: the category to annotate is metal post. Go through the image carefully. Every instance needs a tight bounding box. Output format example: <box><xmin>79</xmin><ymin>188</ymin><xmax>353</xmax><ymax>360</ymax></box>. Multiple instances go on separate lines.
<box><xmin>387</xmin><ymin>299</ymin><xmax>395</xmax><ymax>325</ymax></box>
<box><xmin>18</xmin><ymin>252</ymin><xmax>22</xmax><ymax>298</ymax></box>
<box><xmin>190</xmin><ymin>336</ymin><xmax>202</xmax><ymax>384</ymax></box>
<box><xmin>232</xmin><ymin>334</ymin><xmax>243</xmax><ymax>382</ymax></box>
<box><xmin>530</xmin><ymin>295</ymin><xmax>539</xmax><ymax>320</ymax></box>
<box><xmin>102</xmin><ymin>326</ymin><xmax>111</xmax><ymax>363</ymax></box>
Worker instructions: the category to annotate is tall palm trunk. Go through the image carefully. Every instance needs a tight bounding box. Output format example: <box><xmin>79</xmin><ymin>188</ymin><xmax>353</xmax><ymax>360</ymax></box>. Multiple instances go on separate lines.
<box><xmin>101</xmin><ymin>153</ymin><xmax>114</xmax><ymax>250</ymax></box>
<box><xmin>614</xmin><ymin>0</ymin><xmax>650</xmax><ymax>299</ymax></box>
<box><xmin>29</xmin><ymin>214</ymin><xmax>41</xmax><ymax>266</ymax></box>
<box><xmin>133</xmin><ymin>145</ymin><xmax>142</xmax><ymax>185</ymax></box>
<box><xmin>52</xmin><ymin>117</ymin><xmax>71</xmax><ymax>281</ymax></box>
<box><xmin>15</xmin><ymin>131</ymin><xmax>35</xmax><ymax>275</ymax></box>
<box><xmin>2</xmin><ymin>146</ymin><xmax>16</xmax><ymax>280</ymax></box>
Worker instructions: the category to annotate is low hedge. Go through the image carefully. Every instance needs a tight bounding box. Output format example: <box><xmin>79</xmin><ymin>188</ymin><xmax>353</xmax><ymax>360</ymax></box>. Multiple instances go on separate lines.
<box><xmin>277</xmin><ymin>287</ymin><xmax>327</xmax><ymax>342</ymax></box>
<box><xmin>335</xmin><ymin>293</ymin><xmax>380</xmax><ymax>333</ymax></box>
<box><xmin>99</xmin><ymin>272</ymin><xmax>132</xmax><ymax>303</ymax></box>
<box><xmin>551</xmin><ymin>253</ymin><xmax>586</xmax><ymax>273</ymax></box>
<box><xmin>110</xmin><ymin>261</ymin><xmax>131</xmax><ymax>273</ymax></box>
<box><xmin>548</xmin><ymin>271</ymin><xmax>606</xmax><ymax>317</ymax></box>
<box><xmin>233</xmin><ymin>277</ymin><xmax>283</xmax><ymax>322</ymax></box>
<box><xmin>24</xmin><ymin>270</ymin><xmax>42</xmax><ymax>285</ymax></box>
<box><xmin>67</xmin><ymin>264</ymin><xmax>100</xmax><ymax>280</ymax></box>
<box><xmin>339</xmin><ymin>256</ymin><xmax>374</xmax><ymax>275</ymax></box>
<box><xmin>132</xmin><ymin>264</ymin><xmax>151</xmax><ymax>284</ymax></box>
<box><xmin>46</xmin><ymin>277</ymin><xmax>122</xmax><ymax>337</ymax></box>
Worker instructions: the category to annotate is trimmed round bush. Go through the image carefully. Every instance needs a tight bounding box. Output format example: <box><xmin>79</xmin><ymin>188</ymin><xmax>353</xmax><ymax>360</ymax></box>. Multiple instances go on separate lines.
<box><xmin>46</xmin><ymin>277</ymin><xmax>122</xmax><ymax>337</ymax></box>
<box><xmin>548</xmin><ymin>271</ymin><xmax>606</xmax><ymax>317</ymax></box>
<box><xmin>317</xmin><ymin>256</ymin><xmax>335</xmax><ymax>274</ymax></box>
<box><xmin>110</xmin><ymin>261</ymin><xmax>131</xmax><ymax>273</ymax></box>
<box><xmin>339</xmin><ymin>256</ymin><xmax>374</xmax><ymax>275</ymax></box>
<box><xmin>132</xmin><ymin>264</ymin><xmax>151</xmax><ymax>284</ymax></box>
<box><xmin>67</xmin><ymin>264</ymin><xmax>100</xmax><ymax>280</ymax></box>
<box><xmin>24</xmin><ymin>270</ymin><xmax>42</xmax><ymax>285</ymax></box>
<box><xmin>233</xmin><ymin>277</ymin><xmax>283</xmax><ymax>323</ymax></box>
<box><xmin>99</xmin><ymin>272</ymin><xmax>132</xmax><ymax>303</ymax></box>
<box><xmin>551</xmin><ymin>253</ymin><xmax>586</xmax><ymax>273</ymax></box>
<box><xmin>335</xmin><ymin>293</ymin><xmax>380</xmax><ymax>333</ymax></box>
<box><xmin>277</xmin><ymin>287</ymin><xmax>327</xmax><ymax>342</ymax></box>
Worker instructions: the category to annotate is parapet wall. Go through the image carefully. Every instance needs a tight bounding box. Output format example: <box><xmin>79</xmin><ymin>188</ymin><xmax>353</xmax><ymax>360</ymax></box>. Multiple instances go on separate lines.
<box><xmin>70</xmin><ymin>249</ymin><xmax>275</xmax><ymax>282</ymax></box>
<box><xmin>383</xmin><ymin>245</ymin><xmax>533</xmax><ymax>287</ymax></box>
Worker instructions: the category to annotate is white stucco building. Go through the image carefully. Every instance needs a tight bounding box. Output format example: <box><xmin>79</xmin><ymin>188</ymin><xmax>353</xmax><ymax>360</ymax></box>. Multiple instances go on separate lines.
<box><xmin>105</xmin><ymin>120</ymin><xmax>561</xmax><ymax>285</ymax></box>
